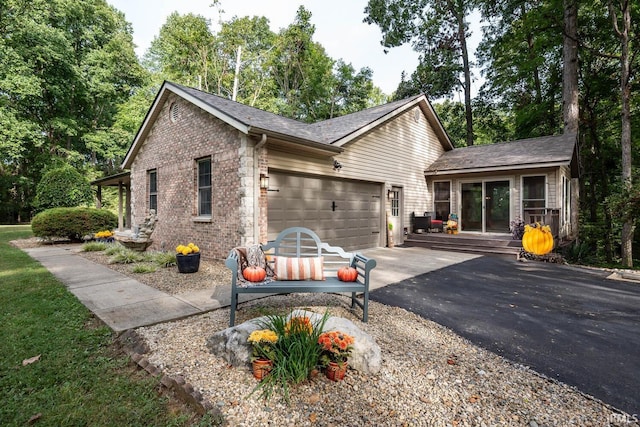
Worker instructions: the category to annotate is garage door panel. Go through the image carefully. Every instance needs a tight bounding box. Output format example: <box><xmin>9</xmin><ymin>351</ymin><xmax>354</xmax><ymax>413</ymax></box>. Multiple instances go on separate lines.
<box><xmin>268</xmin><ymin>173</ymin><xmax>381</xmax><ymax>250</ymax></box>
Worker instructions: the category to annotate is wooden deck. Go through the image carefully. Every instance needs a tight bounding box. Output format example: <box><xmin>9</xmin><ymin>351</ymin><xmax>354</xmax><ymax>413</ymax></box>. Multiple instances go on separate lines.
<box><xmin>403</xmin><ymin>232</ymin><xmax>522</xmax><ymax>256</ymax></box>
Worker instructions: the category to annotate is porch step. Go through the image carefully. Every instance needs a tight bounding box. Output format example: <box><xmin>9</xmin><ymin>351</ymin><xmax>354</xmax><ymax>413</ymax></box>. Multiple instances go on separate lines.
<box><xmin>404</xmin><ymin>233</ymin><xmax>522</xmax><ymax>256</ymax></box>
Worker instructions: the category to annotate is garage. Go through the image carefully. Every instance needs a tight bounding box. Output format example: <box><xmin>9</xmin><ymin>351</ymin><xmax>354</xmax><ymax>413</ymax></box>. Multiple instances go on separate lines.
<box><xmin>267</xmin><ymin>172</ymin><xmax>382</xmax><ymax>250</ymax></box>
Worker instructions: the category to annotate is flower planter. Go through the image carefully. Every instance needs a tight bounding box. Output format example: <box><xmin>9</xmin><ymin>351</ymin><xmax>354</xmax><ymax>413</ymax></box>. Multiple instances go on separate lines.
<box><xmin>325</xmin><ymin>361</ymin><xmax>347</xmax><ymax>381</ymax></box>
<box><xmin>252</xmin><ymin>358</ymin><xmax>273</xmax><ymax>380</ymax></box>
<box><xmin>176</xmin><ymin>252</ymin><xmax>200</xmax><ymax>273</ymax></box>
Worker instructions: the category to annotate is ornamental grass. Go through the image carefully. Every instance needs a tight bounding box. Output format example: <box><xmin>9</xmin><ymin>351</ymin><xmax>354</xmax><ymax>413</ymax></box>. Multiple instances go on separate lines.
<box><xmin>252</xmin><ymin>311</ymin><xmax>329</xmax><ymax>402</ymax></box>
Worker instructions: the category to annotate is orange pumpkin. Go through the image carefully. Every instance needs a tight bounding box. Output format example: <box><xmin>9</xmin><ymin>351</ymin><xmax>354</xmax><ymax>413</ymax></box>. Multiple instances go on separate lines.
<box><xmin>243</xmin><ymin>266</ymin><xmax>266</xmax><ymax>282</ymax></box>
<box><xmin>522</xmin><ymin>223</ymin><xmax>554</xmax><ymax>255</ymax></box>
<box><xmin>337</xmin><ymin>266</ymin><xmax>358</xmax><ymax>282</ymax></box>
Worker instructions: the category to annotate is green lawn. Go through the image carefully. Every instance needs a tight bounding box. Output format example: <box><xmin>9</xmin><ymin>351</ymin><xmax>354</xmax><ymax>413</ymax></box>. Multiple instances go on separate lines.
<box><xmin>0</xmin><ymin>226</ymin><xmax>215</xmax><ymax>426</ymax></box>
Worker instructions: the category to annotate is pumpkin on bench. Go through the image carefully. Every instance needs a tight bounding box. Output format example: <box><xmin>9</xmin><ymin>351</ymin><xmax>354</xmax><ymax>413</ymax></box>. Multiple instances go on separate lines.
<box><xmin>225</xmin><ymin>227</ymin><xmax>377</xmax><ymax>327</ymax></box>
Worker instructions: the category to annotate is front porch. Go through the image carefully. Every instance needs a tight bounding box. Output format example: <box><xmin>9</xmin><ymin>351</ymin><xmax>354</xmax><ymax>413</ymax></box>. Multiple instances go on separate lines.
<box><xmin>404</xmin><ymin>231</ymin><xmax>522</xmax><ymax>256</ymax></box>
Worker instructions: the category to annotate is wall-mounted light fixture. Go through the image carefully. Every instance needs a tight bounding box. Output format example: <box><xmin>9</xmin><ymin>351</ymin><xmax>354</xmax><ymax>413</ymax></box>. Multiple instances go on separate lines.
<box><xmin>259</xmin><ymin>173</ymin><xmax>269</xmax><ymax>190</ymax></box>
<box><xmin>333</xmin><ymin>159</ymin><xmax>342</xmax><ymax>171</ymax></box>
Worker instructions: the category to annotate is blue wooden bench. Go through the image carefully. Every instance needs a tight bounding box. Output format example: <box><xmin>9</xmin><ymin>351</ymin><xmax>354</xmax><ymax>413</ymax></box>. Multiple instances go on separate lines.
<box><xmin>225</xmin><ymin>227</ymin><xmax>377</xmax><ymax>327</ymax></box>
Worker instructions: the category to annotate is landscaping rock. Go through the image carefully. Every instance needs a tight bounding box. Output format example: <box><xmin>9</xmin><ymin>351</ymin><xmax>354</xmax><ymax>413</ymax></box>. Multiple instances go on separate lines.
<box><xmin>205</xmin><ymin>310</ymin><xmax>382</xmax><ymax>374</ymax></box>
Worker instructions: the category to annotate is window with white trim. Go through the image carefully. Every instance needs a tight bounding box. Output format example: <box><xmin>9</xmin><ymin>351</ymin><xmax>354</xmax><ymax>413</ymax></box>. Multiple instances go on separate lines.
<box><xmin>522</xmin><ymin>176</ymin><xmax>546</xmax><ymax>222</ymax></box>
<box><xmin>434</xmin><ymin>181</ymin><xmax>451</xmax><ymax>221</ymax></box>
<box><xmin>148</xmin><ymin>169</ymin><xmax>157</xmax><ymax>213</ymax></box>
<box><xmin>197</xmin><ymin>158</ymin><xmax>212</xmax><ymax>217</ymax></box>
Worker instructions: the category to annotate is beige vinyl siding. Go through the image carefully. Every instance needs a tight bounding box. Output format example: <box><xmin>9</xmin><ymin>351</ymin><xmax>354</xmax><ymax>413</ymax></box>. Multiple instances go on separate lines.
<box><xmin>269</xmin><ymin>107</ymin><xmax>446</xmax><ymax>239</ymax></box>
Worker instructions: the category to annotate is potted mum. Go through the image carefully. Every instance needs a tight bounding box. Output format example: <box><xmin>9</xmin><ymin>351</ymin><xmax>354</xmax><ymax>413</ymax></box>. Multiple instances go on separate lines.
<box><xmin>94</xmin><ymin>230</ymin><xmax>114</xmax><ymax>243</ymax></box>
<box><xmin>317</xmin><ymin>330</ymin><xmax>354</xmax><ymax>381</ymax></box>
<box><xmin>247</xmin><ymin>329</ymin><xmax>278</xmax><ymax>380</ymax></box>
<box><xmin>175</xmin><ymin>243</ymin><xmax>200</xmax><ymax>273</ymax></box>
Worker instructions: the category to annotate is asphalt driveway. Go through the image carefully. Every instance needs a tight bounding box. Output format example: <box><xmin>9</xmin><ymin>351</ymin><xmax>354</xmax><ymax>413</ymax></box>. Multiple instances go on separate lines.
<box><xmin>370</xmin><ymin>255</ymin><xmax>640</xmax><ymax>415</ymax></box>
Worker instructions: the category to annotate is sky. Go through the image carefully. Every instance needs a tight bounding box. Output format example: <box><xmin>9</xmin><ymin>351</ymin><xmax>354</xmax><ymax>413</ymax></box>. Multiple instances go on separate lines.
<box><xmin>106</xmin><ymin>0</ymin><xmax>482</xmax><ymax>97</ymax></box>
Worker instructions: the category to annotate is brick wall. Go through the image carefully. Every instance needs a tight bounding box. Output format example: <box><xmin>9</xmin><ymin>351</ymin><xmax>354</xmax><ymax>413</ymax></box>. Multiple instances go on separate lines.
<box><xmin>129</xmin><ymin>94</ymin><xmax>258</xmax><ymax>259</ymax></box>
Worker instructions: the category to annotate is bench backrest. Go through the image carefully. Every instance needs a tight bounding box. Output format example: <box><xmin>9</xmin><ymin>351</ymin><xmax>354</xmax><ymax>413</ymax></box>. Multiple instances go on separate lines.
<box><xmin>261</xmin><ymin>227</ymin><xmax>354</xmax><ymax>276</ymax></box>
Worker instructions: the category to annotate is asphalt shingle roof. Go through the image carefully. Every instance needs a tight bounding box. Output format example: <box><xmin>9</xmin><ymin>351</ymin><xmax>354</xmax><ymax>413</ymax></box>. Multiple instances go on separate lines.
<box><xmin>425</xmin><ymin>133</ymin><xmax>577</xmax><ymax>174</ymax></box>
<box><xmin>170</xmin><ymin>82</ymin><xmax>422</xmax><ymax>145</ymax></box>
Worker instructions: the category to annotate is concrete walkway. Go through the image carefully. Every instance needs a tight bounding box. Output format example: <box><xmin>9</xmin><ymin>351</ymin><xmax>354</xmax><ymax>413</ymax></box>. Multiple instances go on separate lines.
<box><xmin>25</xmin><ymin>245</ymin><xmax>478</xmax><ymax>332</ymax></box>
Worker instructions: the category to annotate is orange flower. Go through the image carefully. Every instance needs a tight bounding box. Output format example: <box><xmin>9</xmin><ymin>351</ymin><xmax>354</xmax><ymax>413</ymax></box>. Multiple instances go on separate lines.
<box><xmin>318</xmin><ymin>330</ymin><xmax>354</xmax><ymax>364</ymax></box>
<box><xmin>284</xmin><ymin>316</ymin><xmax>312</xmax><ymax>335</ymax></box>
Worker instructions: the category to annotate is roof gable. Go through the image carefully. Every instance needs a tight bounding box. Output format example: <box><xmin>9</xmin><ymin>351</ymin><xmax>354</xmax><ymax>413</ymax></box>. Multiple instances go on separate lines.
<box><xmin>122</xmin><ymin>81</ymin><xmax>453</xmax><ymax>169</ymax></box>
<box><xmin>425</xmin><ymin>133</ymin><xmax>579</xmax><ymax>176</ymax></box>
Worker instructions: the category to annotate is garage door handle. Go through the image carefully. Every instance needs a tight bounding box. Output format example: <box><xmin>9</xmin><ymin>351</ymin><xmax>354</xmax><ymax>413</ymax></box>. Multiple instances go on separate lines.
<box><xmin>372</xmin><ymin>231</ymin><xmax>380</xmax><ymax>234</ymax></box>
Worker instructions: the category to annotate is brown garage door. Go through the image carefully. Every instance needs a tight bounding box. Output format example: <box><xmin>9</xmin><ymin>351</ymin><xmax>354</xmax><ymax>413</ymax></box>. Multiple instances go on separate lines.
<box><xmin>268</xmin><ymin>173</ymin><xmax>382</xmax><ymax>250</ymax></box>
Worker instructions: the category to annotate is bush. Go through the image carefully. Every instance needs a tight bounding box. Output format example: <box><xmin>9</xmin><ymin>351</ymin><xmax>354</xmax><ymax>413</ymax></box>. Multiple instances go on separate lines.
<box><xmin>31</xmin><ymin>207</ymin><xmax>117</xmax><ymax>242</ymax></box>
<box><xmin>33</xmin><ymin>165</ymin><xmax>93</xmax><ymax>212</ymax></box>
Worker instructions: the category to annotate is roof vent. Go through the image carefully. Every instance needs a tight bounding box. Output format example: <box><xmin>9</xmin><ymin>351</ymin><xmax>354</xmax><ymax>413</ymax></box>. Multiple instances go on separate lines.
<box><xmin>170</xmin><ymin>102</ymin><xmax>179</xmax><ymax>123</ymax></box>
<box><xmin>414</xmin><ymin>108</ymin><xmax>421</xmax><ymax>123</ymax></box>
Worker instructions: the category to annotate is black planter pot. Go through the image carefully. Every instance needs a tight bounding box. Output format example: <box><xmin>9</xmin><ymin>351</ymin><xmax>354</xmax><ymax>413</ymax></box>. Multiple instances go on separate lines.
<box><xmin>176</xmin><ymin>252</ymin><xmax>200</xmax><ymax>273</ymax></box>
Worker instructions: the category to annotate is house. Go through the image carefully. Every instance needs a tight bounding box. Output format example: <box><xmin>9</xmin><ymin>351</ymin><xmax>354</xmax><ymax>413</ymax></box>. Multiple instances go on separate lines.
<box><xmin>110</xmin><ymin>81</ymin><xmax>578</xmax><ymax>259</ymax></box>
<box><xmin>424</xmin><ymin>133</ymin><xmax>579</xmax><ymax>238</ymax></box>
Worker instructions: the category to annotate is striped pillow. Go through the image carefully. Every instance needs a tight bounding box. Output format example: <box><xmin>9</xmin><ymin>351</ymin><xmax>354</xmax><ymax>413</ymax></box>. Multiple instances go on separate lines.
<box><xmin>274</xmin><ymin>256</ymin><xmax>324</xmax><ymax>281</ymax></box>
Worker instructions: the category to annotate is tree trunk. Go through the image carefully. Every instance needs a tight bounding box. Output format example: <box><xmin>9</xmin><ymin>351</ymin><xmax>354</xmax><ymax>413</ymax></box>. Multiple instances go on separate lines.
<box><xmin>562</xmin><ymin>0</ymin><xmax>579</xmax><ymax>135</ymax></box>
<box><xmin>456</xmin><ymin>10</ymin><xmax>474</xmax><ymax>146</ymax></box>
<box><xmin>609</xmin><ymin>0</ymin><xmax>634</xmax><ymax>267</ymax></box>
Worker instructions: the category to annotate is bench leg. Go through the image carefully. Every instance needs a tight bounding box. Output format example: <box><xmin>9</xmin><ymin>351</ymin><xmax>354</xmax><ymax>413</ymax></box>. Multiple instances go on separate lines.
<box><xmin>362</xmin><ymin>292</ymin><xmax>369</xmax><ymax>323</ymax></box>
<box><xmin>350</xmin><ymin>292</ymin><xmax>356</xmax><ymax>309</ymax></box>
<box><xmin>229</xmin><ymin>291</ymin><xmax>238</xmax><ymax>327</ymax></box>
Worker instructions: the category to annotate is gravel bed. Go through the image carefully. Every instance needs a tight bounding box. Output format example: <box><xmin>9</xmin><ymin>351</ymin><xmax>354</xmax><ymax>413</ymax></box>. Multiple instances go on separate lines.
<box><xmin>76</xmin><ymin>249</ymin><xmax>229</xmax><ymax>295</ymax></box>
<box><xmin>13</xmin><ymin>239</ymin><xmax>636</xmax><ymax>425</ymax></box>
<box><xmin>137</xmin><ymin>294</ymin><xmax>632</xmax><ymax>427</ymax></box>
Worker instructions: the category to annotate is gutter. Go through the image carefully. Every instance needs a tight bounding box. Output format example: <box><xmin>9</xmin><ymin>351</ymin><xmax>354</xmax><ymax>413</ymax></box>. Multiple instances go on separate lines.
<box><xmin>254</xmin><ymin>134</ymin><xmax>267</xmax><ymax>244</ymax></box>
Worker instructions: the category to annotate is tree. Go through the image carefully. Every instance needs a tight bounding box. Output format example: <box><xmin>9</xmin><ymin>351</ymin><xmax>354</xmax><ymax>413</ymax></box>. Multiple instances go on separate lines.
<box><xmin>34</xmin><ymin>165</ymin><xmax>93</xmax><ymax>212</ymax></box>
<box><xmin>476</xmin><ymin>0</ymin><xmax>563</xmax><ymax>139</ymax></box>
<box><xmin>145</xmin><ymin>13</ymin><xmax>215</xmax><ymax>91</ymax></box>
<box><xmin>608</xmin><ymin>0</ymin><xmax>638</xmax><ymax>267</ymax></box>
<box><xmin>562</xmin><ymin>0</ymin><xmax>579</xmax><ymax>134</ymax></box>
<box><xmin>365</xmin><ymin>0</ymin><xmax>476</xmax><ymax>145</ymax></box>
<box><xmin>0</xmin><ymin>0</ymin><xmax>145</xmax><ymax>222</ymax></box>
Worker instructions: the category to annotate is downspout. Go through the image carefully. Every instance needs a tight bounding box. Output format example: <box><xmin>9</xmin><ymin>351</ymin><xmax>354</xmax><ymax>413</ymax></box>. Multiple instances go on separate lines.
<box><xmin>254</xmin><ymin>134</ymin><xmax>267</xmax><ymax>244</ymax></box>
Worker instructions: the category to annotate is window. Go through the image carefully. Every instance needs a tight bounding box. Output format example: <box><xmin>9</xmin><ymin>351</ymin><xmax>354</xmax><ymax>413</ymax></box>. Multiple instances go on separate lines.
<box><xmin>563</xmin><ymin>176</ymin><xmax>571</xmax><ymax>224</ymax></box>
<box><xmin>148</xmin><ymin>169</ymin><xmax>157</xmax><ymax>213</ymax></box>
<box><xmin>522</xmin><ymin>176</ymin><xmax>546</xmax><ymax>221</ymax></box>
<box><xmin>390</xmin><ymin>190</ymin><xmax>400</xmax><ymax>217</ymax></box>
<box><xmin>434</xmin><ymin>181</ymin><xmax>451</xmax><ymax>221</ymax></box>
<box><xmin>197</xmin><ymin>158</ymin><xmax>212</xmax><ymax>217</ymax></box>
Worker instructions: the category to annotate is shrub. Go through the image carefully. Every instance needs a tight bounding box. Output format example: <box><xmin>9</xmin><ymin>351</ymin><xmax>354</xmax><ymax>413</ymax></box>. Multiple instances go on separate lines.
<box><xmin>150</xmin><ymin>251</ymin><xmax>177</xmax><ymax>268</ymax></box>
<box><xmin>131</xmin><ymin>264</ymin><xmax>157</xmax><ymax>274</ymax></box>
<box><xmin>31</xmin><ymin>207</ymin><xmax>117</xmax><ymax>242</ymax></box>
<box><xmin>81</xmin><ymin>241</ymin><xmax>109</xmax><ymax>252</ymax></box>
<box><xmin>33</xmin><ymin>165</ymin><xmax>93</xmax><ymax>212</ymax></box>
<box><xmin>108</xmin><ymin>248</ymin><xmax>145</xmax><ymax>264</ymax></box>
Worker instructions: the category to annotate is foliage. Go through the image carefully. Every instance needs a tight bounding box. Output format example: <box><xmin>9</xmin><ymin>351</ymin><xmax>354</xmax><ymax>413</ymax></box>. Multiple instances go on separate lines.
<box><xmin>253</xmin><ymin>311</ymin><xmax>329</xmax><ymax>402</ymax></box>
<box><xmin>150</xmin><ymin>251</ymin><xmax>177</xmax><ymax>268</ymax></box>
<box><xmin>509</xmin><ymin>217</ymin><xmax>525</xmax><ymax>240</ymax></box>
<box><xmin>317</xmin><ymin>331</ymin><xmax>355</xmax><ymax>367</ymax></box>
<box><xmin>365</xmin><ymin>0</ymin><xmax>476</xmax><ymax>144</ymax></box>
<box><xmin>561</xmin><ymin>240</ymin><xmax>596</xmax><ymax>265</ymax></box>
<box><xmin>108</xmin><ymin>247</ymin><xmax>145</xmax><ymax>264</ymax></box>
<box><xmin>31</xmin><ymin>207</ymin><xmax>117</xmax><ymax>242</ymax></box>
<box><xmin>247</xmin><ymin>329</ymin><xmax>279</xmax><ymax>360</ymax></box>
<box><xmin>0</xmin><ymin>226</ymin><xmax>214</xmax><ymax>426</ymax></box>
<box><xmin>33</xmin><ymin>165</ymin><xmax>93</xmax><ymax>212</ymax></box>
<box><xmin>81</xmin><ymin>241</ymin><xmax>110</xmax><ymax>252</ymax></box>
<box><xmin>131</xmin><ymin>264</ymin><xmax>158</xmax><ymax>274</ymax></box>
<box><xmin>0</xmin><ymin>0</ymin><xmax>146</xmax><ymax>222</ymax></box>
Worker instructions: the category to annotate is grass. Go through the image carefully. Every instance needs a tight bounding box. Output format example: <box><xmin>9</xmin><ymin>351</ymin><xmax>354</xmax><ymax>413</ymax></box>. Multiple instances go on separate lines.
<box><xmin>0</xmin><ymin>226</ymin><xmax>217</xmax><ymax>426</ymax></box>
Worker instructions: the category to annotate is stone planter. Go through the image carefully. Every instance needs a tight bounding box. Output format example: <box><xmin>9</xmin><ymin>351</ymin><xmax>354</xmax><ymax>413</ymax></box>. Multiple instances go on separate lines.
<box><xmin>176</xmin><ymin>252</ymin><xmax>200</xmax><ymax>274</ymax></box>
